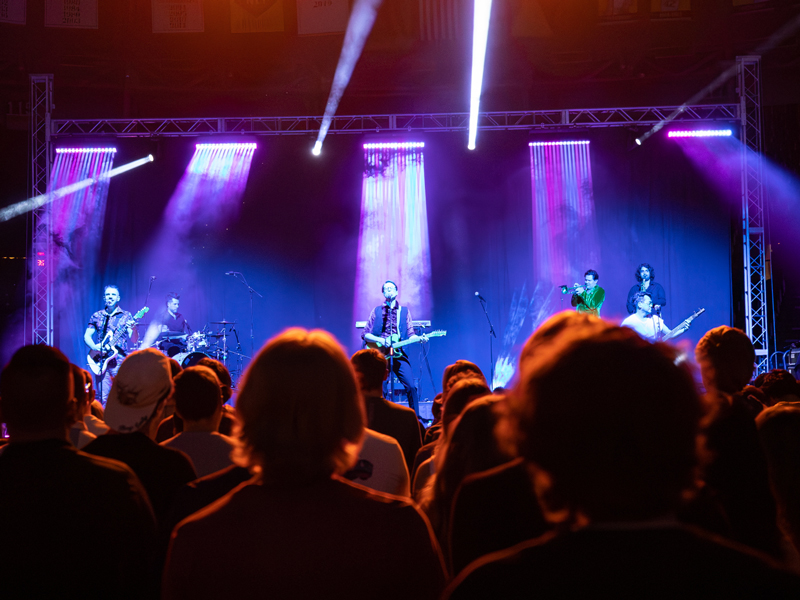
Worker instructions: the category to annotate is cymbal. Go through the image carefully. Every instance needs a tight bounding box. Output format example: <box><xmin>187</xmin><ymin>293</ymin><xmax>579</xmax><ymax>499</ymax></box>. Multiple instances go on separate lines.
<box><xmin>210</xmin><ymin>320</ymin><xmax>236</xmax><ymax>325</ymax></box>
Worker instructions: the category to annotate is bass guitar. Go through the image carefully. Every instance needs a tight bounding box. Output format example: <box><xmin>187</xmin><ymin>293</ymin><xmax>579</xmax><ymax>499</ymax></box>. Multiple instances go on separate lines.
<box><xmin>87</xmin><ymin>307</ymin><xmax>149</xmax><ymax>377</ymax></box>
<box><xmin>366</xmin><ymin>330</ymin><xmax>447</xmax><ymax>356</ymax></box>
<box><xmin>662</xmin><ymin>308</ymin><xmax>705</xmax><ymax>341</ymax></box>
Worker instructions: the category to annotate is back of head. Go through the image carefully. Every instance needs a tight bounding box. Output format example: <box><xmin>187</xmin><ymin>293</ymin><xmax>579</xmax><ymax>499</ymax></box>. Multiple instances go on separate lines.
<box><xmin>695</xmin><ymin>326</ymin><xmax>755</xmax><ymax>394</ymax></box>
<box><xmin>759</xmin><ymin>369</ymin><xmax>800</xmax><ymax>406</ymax></box>
<box><xmin>442</xmin><ymin>378</ymin><xmax>491</xmax><ymax>434</ymax></box>
<box><xmin>235</xmin><ymin>328</ymin><xmax>365</xmax><ymax>484</ymax></box>
<box><xmin>196</xmin><ymin>357</ymin><xmax>233</xmax><ymax>401</ymax></box>
<box><xmin>173</xmin><ymin>366</ymin><xmax>222</xmax><ymax>423</ymax></box>
<box><xmin>350</xmin><ymin>348</ymin><xmax>388</xmax><ymax>392</ymax></box>
<box><xmin>443</xmin><ymin>396</ymin><xmax>510</xmax><ymax>478</ymax></box>
<box><xmin>519</xmin><ymin>311</ymin><xmax>605</xmax><ymax>368</ymax></box>
<box><xmin>442</xmin><ymin>360</ymin><xmax>486</xmax><ymax>394</ymax></box>
<box><xmin>1</xmin><ymin>345</ymin><xmax>73</xmax><ymax>435</ymax></box>
<box><xmin>512</xmin><ymin>325</ymin><xmax>704</xmax><ymax>523</ymax></box>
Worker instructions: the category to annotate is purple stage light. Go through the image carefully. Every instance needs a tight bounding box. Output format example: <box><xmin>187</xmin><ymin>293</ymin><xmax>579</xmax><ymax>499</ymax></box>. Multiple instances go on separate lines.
<box><xmin>667</xmin><ymin>130</ymin><xmax>733</xmax><ymax>138</ymax></box>
<box><xmin>529</xmin><ymin>141</ymin><xmax>590</xmax><ymax>147</ymax></box>
<box><xmin>195</xmin><ymin>142</ymin><xmax>257</xmax><ymax>150</ymax></box>
<box><xmin>353</xmin><ymin>142</ymin><xmax>432</xmax><ymax>349</ymax></box>
<box><xmin>363</xmin><ymin>142</ymin><xmax>425</xmax><ymax>149</ymax></box>
<box><xmin>56</xmin><ymin>147</ymin><xmax>117</xmax><ymax>153</ymax></box>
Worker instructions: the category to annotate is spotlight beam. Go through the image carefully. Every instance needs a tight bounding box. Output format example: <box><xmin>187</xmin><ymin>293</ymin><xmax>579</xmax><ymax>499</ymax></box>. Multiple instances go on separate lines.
<box><xmin>0</xmin><ymin>154</ymin><xmax>154</xmax><ymax>223</ymax></box>
<box><xmin>468</xmin><ymin>0</ymin><xmax>493</xmax><ymax>150</ymax></box>
<box><xmin>636</xmin><ymin>13</ymin><xmax>800</xmax><ymax>146</ymax></box>
<box><xmin>313</xmin><ymin>0</ymin><xmax>383</xmax><ymax>156</ymax></box>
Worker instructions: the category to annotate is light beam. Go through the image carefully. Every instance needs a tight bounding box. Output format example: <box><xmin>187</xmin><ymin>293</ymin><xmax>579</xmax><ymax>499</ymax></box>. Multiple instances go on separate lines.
<box><xmin>468</xmin><ymin>0</ymin><xmax>493</xmax><ymax>150</ymax></box>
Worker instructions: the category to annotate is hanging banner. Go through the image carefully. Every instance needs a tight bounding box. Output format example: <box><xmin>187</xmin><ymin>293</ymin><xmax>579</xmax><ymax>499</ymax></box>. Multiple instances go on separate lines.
<box><xmin>45</xmin><ymin>0</ymin><xmax>98</xmax><ymax>29</ymax></box>
<box><xmin>297</xmin><ymin>0</ymin><xmax>349</xmax><ymax>35</ymax></box>
<box><xmin>152</xmin><ymin>0</ymin><xmax>204</xmax><ymax>33</ymax></box>
<box><xmin>598</xmin><ymin>0</ymin><xmax>638</xmax><ymax>21</ymax></box>
<box><xmin>651</xmin><ymin>0</ymin><xmax>691</xmax><ymax>18</ymax></box>
<box><xmin>230</xmin><ymin>0</ymin><xmax>284</xmax><ymax>33</ymax></box>
<box><xmin>0</xmin><ymin>0</ymin><xmax>26</xmax><ymax>25</ymax></box>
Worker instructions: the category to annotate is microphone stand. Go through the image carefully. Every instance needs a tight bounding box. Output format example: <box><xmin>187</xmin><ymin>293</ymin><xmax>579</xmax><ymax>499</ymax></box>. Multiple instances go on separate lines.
<box><xmin>477</xmin><ymin>295</ymin><xmax>497</xmax><ymax>386</ymax></box>
<box><xmin>229</xmin><ymin>272</ymin><xmax>263</xmax><ymax>359</ymax></box>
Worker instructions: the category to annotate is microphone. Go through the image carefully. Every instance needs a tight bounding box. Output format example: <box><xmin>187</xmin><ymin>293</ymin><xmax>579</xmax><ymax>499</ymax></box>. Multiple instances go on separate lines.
<box><xmin>475</xmin><ymin>291</ymin><xmax>486</xmax><ymax>301</ymax></box>
<box><xmin>150</xmin><ymin>276</ymin><xmax>156</xmax><ymax>280</ymax></box>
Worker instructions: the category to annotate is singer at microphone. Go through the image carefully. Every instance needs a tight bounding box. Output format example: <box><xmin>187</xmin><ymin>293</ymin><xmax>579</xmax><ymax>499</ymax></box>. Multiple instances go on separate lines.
<box><xmin>570</xmin><ymin>269</ymin><xmax>605</xmax><ymax>317</ymax></box>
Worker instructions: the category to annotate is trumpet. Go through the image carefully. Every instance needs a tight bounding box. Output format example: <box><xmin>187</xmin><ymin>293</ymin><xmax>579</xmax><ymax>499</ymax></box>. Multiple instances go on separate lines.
<box><xmin>559</xmin><ymin>284</ymin><xmax>582</xmax><ymax>294</ymax></box>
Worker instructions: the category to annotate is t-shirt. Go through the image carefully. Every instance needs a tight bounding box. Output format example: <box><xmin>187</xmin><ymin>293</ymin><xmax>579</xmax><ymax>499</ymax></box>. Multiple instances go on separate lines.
<box><xmin>161</xmin><ymin>431</ymin><xmax>235</xmax><ymax>478</ymax></box>
<box><xmin>343</xmin><ymin>428</ymin><xmax>410</xmax><ymax>497</ymax></box>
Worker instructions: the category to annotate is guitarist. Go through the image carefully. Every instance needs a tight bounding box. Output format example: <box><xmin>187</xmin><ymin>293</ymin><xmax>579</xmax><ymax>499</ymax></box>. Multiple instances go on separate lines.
<box><xmin>621</xmin><ymin>292</ymin><xmax>689</xmax><ymax>342</ymax></box>
<box><xmin>363</xmin><ymin>281</ymin><xmax>424</xmax><ymax>417</ymax></box>
<box><xmin>83</xmin><ymin>285</ymin><xmax>134</xmax><ymax>407</ymax></box>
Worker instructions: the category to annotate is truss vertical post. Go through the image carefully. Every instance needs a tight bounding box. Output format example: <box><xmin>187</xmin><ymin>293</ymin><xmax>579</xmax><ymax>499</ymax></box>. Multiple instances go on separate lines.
<box><xmin>737</xmin><ymin>56</ymin><xmax>770</xmax><ymax>374</ymax></box>
<box><xmin>29</xmin><ymin>74</ymin><xmax>54</xmax><ymax>346</ymax></box>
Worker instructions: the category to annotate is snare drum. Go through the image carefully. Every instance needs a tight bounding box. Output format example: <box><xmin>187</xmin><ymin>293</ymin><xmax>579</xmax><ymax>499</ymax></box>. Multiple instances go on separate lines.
<box><xmin>173</xmin><ymin>351</ymin><xmax>209</xmax><ymax>368</ymax></box>
<box><xmin>187</xmin><ymin>331</ymin><xmax>208</xmax><ymax>352</ymax></box>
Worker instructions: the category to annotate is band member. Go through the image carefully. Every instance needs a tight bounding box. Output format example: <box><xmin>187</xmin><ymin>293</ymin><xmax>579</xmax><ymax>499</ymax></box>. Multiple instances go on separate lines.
<box><xmin>141</xmin><ymin>292</ymin><xmax>193</xmax><ymax>351</ymax></box>
<box><xmin>570</xmin><ymin>269</ymin><xmax>605</xmax><ymax>317</ymax></box>
<box><xmin>626</xmin><ymin>263</ymin><xmax>666</xmax><ymax>315</ymax></box>
<box><xmin>363</xmin><ymin>281</ymin><xmax>425</xmax><ymax>416</ymax></box>
<box><xmin>84</xmin><ymin>285</ymin><xmax>133</xmax><ymax>407</ymax></box>
<box><xmin>621</xmin><ymin>292</ymin><xmax>688</xmax><ymax>342</ymax></box>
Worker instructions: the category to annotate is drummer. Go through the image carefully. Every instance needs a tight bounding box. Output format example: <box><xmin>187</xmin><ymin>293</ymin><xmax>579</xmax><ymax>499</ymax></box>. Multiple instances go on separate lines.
<box><xmin>141</xmin><ymin>292</ymin><xmax>193</xmax><ymax>354</ymax></box>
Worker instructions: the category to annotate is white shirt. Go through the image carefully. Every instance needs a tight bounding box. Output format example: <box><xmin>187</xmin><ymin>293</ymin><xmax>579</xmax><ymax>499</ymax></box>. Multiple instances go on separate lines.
<box><xmin>621</xmin><ymin>312</ymin><xmax>669</xmax><ymax>341</ymax></box>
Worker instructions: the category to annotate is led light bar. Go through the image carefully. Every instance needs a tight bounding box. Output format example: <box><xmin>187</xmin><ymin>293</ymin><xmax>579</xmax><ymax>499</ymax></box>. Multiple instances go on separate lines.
<box><xmin>363</xmin><ymin>142</ymin><xmax>425</xmax><ymax>149</ymax></box>
<box><xmin>529</xmin><ymin>141</ymin><xmax>590</xmax><ymax>147</ymax></box>
<box><xmin>667</xmin><ymin>130</ymin><xmax>732</xmax><ymax>138</ymax></box>
<box><xmin>56</xmin><ymin>148</ymin><xmax>116</xmax><ymax>153</ymax></box>
<box><xmin>195</xmin><ymin>143</ymin><xmax>257</xmax><ymax>150</ymax></box>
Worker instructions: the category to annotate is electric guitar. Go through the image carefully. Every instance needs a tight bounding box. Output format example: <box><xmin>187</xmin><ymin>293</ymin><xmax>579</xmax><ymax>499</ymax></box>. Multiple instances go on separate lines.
<box><xmin>366</xmin><ymin>330</ymin><xmax>447</xmax><ymax>356</ymax></box>
<box><xmin>662</xmin><ymin>308</ymin><xmax>705</xmax><ymax>341</ymax></box>
<box><xmin>87</xmin><ymin>307</ymin><xmax>149</xmax><ymax>377</ymax></box>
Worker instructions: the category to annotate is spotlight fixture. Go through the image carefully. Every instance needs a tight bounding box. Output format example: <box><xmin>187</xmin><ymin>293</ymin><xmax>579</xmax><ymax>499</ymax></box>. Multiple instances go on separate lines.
<box><xmin>363</xmin><ymin>142</ymin><xmax>425</xmax><ymax>149</ymax></box>
<box><xmin>195</xmin><ymin>143</ymin><xmax>257</xmax><ymax>150</ymax></box>
<box><xmin>312</xmin><ymin>141</ymin><xmax>322</xmax><ymax>156</ymax></box>
<box><xmin>667</xmin><ymin>129</ymin><xmax>733</xmax><ymax>138</ymax></box>
<box><xmin>56</xmin><ymin>147</ymin><xmax>117</xmax><ymax>153</ymax></box>
<box><xmin>528</xmin><ymin>141</ymin><xmax>590</xmax><ymax>147</ymax></box>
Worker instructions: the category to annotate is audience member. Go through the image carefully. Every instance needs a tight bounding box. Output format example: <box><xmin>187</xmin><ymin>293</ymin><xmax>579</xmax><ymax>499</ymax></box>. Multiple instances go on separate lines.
<box><xmin>344</xmin><ymin>427</ymin><xmax>411</xmax><ymax>497</ymax></box>
<box><xmin>695</xmin><ymin>326</ymin><xmax>784</xmax><ymax>558</ymax></box>
<box><xmin>446</xmin><ymin>324</ymin><xmax>800</xmax><ymax>598</ymax></box>
<box><xmin>759</xmin><ymin>369</ymin><xmax>800</xmax><ymax>406</ymax></box>
<box><xmin>68</xmin><ymin>363</ymin><xmax>98</xmax><ymax>449</ymax></box>
<box><xmin>83</xmin><ymin>348</ymin><xmax>197</xmax><ymax>530</ymax></box>
<box><xmin>351</xmin><ymin>348</ymin><xmax>422</xmax><ymax>471</ymax></box>
<box><xmin>81</xmin><ymin>368</ymin><xmax>111</xmax><ymax>436</ymax></box>
<box><xmin>161</xmin><ymin>365</ymin><xmax>236</xmax><ymax>477</ymax></box>
<box><xmin>0</xmin><ymin>345</ymin><xmax>156</xmax><ymax>598</ymax></box>
<box><xmin>163</xmin><ymin>328</ymin><xmax>446</xmax><ymax>599</ymax></box>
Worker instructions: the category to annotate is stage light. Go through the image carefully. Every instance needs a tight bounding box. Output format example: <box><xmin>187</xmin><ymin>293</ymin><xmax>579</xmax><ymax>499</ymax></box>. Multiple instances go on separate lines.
<box><xmin>528</xmin><ymin>141</ymin><xmax>590</xmax><ymax>147</ymax></box>
<box><xmin>468</xmin><ymin>0</ymin><xmax>493</xmax><ymax>150</ymax></box>
<box><xmin>312</xmin><ymin>141</ymin><xmax>322</xmax><ymax>156</ymax></box>
<box><xmin>635</xmin><ymin>138</ymin><xmax>642</xmax><ymax>146</ymax></box>
<box><xmin>56</xmin><ymin>147</ymin><xmax>117</xmax><ymax>154</ymax></box>
<box><xmin>0</xmin><ymin>154</ymin><xmax>154</xmax><ymax>223</ymax></box>
<box><xmin>363</xmin><ymin>142</ymin><xmax>424</xmax><ymax>149</ymax></box>
<box><xmin>195</xmin><ymin>143</ymin><xmax>257</xmax><ymax>150</ymax></box>
<box><xmin>314</xmin><ymin>0</ymin><xmax>383</xmax><ymax>156</ymax></box>
<box><xmin>668</xmin><ymin>129</ymin><xmax>733</xmax><ymax>138</ymax></box>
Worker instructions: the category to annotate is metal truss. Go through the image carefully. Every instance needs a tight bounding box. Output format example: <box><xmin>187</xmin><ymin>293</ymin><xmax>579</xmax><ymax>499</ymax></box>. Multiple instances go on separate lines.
<box><xmin>50</xmin><ymin>104</ymin><xmax>739</xmax><ymax>138</ymax></box>
<box><xmin>737</xmin><ymin>56</ymin><xmax>770</xmax><ymax>375</ymax></box>
<box><xmin>29</xmin><ymin>74</ymin><xmax>54</xmax><ymax>346</ymax></box>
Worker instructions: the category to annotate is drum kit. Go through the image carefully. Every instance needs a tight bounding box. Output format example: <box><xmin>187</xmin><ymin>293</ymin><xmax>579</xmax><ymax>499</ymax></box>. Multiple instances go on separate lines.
<box><xmin>146</xmin><ymin>320</ymin><xmax>250</xmax><ymax>373</ymax></box>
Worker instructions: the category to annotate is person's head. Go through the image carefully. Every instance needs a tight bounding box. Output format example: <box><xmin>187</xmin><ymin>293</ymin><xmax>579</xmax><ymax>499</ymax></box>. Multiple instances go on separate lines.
<box><xmin>350</xmin><ymin>349</ymin><xmax>388</xmax><ymax>393</ymax></box>
<box><xmin>382</xmin><ymin>280</ymin><xmax>398</xmax><ymax>302</ymax></box>
<box><xmin>0</xmin><ymin>345</ymin><xmax>75</xmax><ymax>438</ymax></box>
<box><xmin>510</xmin><ymin>324</ymin><xmax>704</xmax><ymax>524</ymax></box>
<box><xmin>103</xmin><ymin>285</ymin><xmax>121</xmax><ymax>308</ymax></box>
<box><xmin>234</xmin><ymin>328</ymin><xmax>365</xmax><ymax>484</ymax></box>
<box><xmin>196</xmin><ymin>357</ymin><xmax>233</xmax><ymax>402</ymax></box>
<box><xmin>442</xmin><ymin>378</ymin><xmax>491</xmax><ymax>437</ymax></box>
<box><xmin>167</xmin><ymin>358</ymin><xmax>182</xmax><ymax>379</ymax></box>
<box><xmin>636</xmin><ymin>263</ymin><xmax>654</xmax><ymax>283</ymax></box>
<box><xmin>759</xmin><ymin>369</ymin><xmax>800</xmax><ymax>406</ymax></box>
<box><xmin>633</xmin><ymin>291</ymin><xmax>653</xmax><ymax>315</ymax></box>
<box><xmin>441</xmin><ymin>360</ymin><xmax>486</xmax><ymax>396</ymax></box>
<box><xmin>104</xmin><ymin>348</ymin><xmax>174</xmax><ymax>435</ymax></box>
<box><xmin>166</xmin><ymin>292</ymin><xmax>180</xmax><ymax>313</ymax></box>
<box><xmin>695</xmin><ymin>326</ymin><xmax>755</xmax><ymax>395</ymax></box>
<box><xmin>173</xmin><ymin>366</ymin><xmax>222</xmax><ymax>424</ymax></box>
<box><xmin>70</xmin><ymin>364</ymin><xmax>90</xmax><ymax>420</ymax></box>
<box><xmin>584</xmin><ymin>270</ymin><xmax>599</xmax><ymax>290</ymax></box>
<box><xmin>519</xmin><ymin>311</ymin><xmax>605</xmax><ymax>369</ymax></box>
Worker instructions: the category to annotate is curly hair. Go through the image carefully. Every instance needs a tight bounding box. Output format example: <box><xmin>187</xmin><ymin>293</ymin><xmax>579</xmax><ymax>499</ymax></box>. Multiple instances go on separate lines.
<box><xmin>635</xmin><ymin>263</ymin><xmax>655</xmax><ymax>283</ymax></box>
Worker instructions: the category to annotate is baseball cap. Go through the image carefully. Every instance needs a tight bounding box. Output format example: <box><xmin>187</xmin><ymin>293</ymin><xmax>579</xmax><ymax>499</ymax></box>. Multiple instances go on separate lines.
<box><xmin>104</xmin><ymin>348</ymin><xmax>173</xmax><ymax>433</ymax></box>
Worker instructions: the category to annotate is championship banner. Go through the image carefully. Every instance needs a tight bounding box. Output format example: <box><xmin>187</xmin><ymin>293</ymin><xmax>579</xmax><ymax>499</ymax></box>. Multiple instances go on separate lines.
<box><xmin>230</xmin><ymin>0</ymin><xmax>284</xmax><ymax>34</ymax></box>
<box><xmin>651</xmin><ymin>0</ymin><xmax>691</xmax><ymax>18</ymax></box>
<box><xmin>0</xmin><ymin>0</ymin><xmax>26</xmax><ymax>25</ymax></box>
<box><xmin>297</xmin><ymin>0</ymin><xmax>349</xmax><ymax>35</ymax></box>
<box><xmin>152</xmin><ymin>0</ymin><xmax>204</xmax><ymax>33</ymax></box>
<box><xmin>45</xmin><ymin>0</ymin><xmax>98</xmax><ymax>29</ymax></box>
